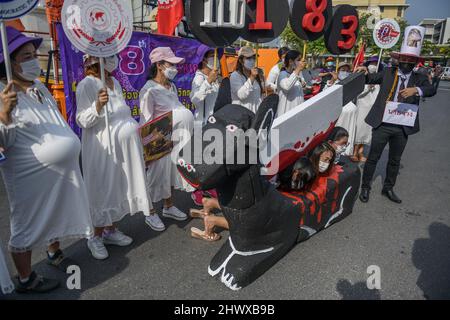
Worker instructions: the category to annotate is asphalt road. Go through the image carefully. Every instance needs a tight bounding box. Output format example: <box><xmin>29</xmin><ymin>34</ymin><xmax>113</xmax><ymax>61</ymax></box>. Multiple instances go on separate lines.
<box><xmin>1</xmin><ymin>82</ymin><xmax>449</xmax><ymax>300</ymax></box>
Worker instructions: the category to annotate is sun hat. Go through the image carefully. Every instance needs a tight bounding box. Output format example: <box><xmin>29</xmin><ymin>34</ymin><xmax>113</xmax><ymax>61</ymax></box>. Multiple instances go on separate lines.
<box><xmin>0</xmin><ymin>27</ymin><xmax>43</xmax><ymax>64</ymax></box>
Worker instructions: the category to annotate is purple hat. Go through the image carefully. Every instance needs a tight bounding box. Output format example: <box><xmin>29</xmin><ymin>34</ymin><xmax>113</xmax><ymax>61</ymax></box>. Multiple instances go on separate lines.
<box><xmin>0</xmin><ymin>27</ymin><xmax>43</xmax><ymax>64</ymax></box>
<box><xmin>364</xmin><ymin>56</ymin><xmax>379</xmax><ymax>67</ymax></box>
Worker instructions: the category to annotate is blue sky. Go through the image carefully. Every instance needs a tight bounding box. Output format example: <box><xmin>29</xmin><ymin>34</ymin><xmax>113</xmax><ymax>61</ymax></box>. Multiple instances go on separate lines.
<box><xmin>405</xmin><ymin>0</ymin><xmax>450</xmax><ymax>24</ymax></box>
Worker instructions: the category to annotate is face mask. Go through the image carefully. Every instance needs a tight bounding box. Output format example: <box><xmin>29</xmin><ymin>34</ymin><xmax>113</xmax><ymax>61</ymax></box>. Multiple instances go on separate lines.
<box><xmin>244</xmin><ymin>58</ymin><xmax>256</xmax><ymax>70</ymax></box>
<box><xmin>163</xmin><ymin>66</ymin><xmax>178</xmax><ymax>80</ymax></box>
<box><xmin>206</xmin><ymin>57</ymin><xmax>220</xmax><ymax>70</ymax></box>
<box><xmin>399</xmin><ymin>63</ymin><xmax>415</xmax><ymax>74</ymax></box>
<box><xmin>368</xmin><ymin>65</ymin><xmax>378</xmax><ymax>74</ymax></box>
<box><xmin>17</xmin><ymin>58</ymin><xmax>41</xmax><ymax>81</ymax></box>
<box><xmin>338</xmin><ymin>71</ymin><xmax>350</xmax><ymax>80</ymax></box>
<box><xmin>104</xmin><ymin>56</ymin><xmax>118</xmax><ymax>73</ymax></box>
<box><xmin>336</xmin><ymin>144</ymin><xmax>347</xmax><ymax>154</ymax></box>
<box><xmin>319</xmin><ymin>161</ymin><xmax>330</xmax><ymax>173</ymax></box>
<box><xmin>327</xmin><ymin>62</ymin><xmax>334</xmax><ymax>67</ymax></box>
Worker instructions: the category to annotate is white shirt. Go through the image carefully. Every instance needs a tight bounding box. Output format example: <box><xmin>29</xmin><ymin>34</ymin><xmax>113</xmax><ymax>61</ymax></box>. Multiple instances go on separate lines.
<box><xmin>230</xmin><ymin>71</ymin><xmax>263</xmax><ymax>114</ymax></box>
<box><xmin>190</xmin><ymin>70</ymin><xmax>219</xmax><ymax>125</ymax></box>
<box><xmin>393</xmin><ymin>70</ymin><xmax>423</xmax><ymax>102</ymax></box>
<box><xmin>276</xmin><ymin>70</ymin><xmax>305</xmax><ymax>117</ymax></box>
<box><xmin>267</xmin><ymin>63</ymin><xmax>282</xmax><ymax>92</ymax></box>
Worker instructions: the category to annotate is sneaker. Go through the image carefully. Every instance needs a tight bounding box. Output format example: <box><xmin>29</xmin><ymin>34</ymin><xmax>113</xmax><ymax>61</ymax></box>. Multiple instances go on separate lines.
<box><xmin>162</xmin><ymin>206</ymin><xmax>188</xmax><ymax>221</ymax></box>
<box><xmin>46</xmin><ymin>249</ymin><xmax>77</xmax><ymax>272</ymax></box>
<box><xmin>145</xmin><ymin>214</ymin><xmax>166</xmax><ymax>232</ymax></box>
<box><xmin>15</xmin><ymin>271</ymin><xmax>59</xmax><ymax>294</ymax></box>
<box><xmin>87</xmin><ymin>236</ymin><xmax>109</xmax><ymax>260</ymax></box>
<box><xmin>102</xmin><ymin>229</ymin><xmax>133</xmax><ymax>247</ymax></box>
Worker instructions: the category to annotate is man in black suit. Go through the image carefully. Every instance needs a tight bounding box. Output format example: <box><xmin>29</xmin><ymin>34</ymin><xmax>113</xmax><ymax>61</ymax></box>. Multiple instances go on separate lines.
<box><xmin>355</xmin><ymin>54</ymin><xmax>436</xmax><ymax>204</ymax></box>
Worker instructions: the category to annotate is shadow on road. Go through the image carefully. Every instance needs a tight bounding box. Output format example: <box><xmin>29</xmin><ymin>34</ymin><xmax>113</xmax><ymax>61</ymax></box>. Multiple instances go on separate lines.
<box><xmin>4</xmin><ymin>190</ymin><xmax>194</xmax><ymax>300</ymax></box>
<box><xmin>412</xmin><ymin>222</ymin><xmax>450</xmax><ymax>300</ymax></box>
<box><xmin>336</xmin><ymin>279</ymin><xmax>381</xmax><ymax>300</ymax></box>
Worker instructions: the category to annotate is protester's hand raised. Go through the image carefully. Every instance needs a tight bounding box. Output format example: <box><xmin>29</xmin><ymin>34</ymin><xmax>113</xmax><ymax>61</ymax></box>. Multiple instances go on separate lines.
<box><xmin>96</xmin><ymin>88</ymin><xmax>109</xmax><ymax>113</ymax></box>
<box><xmin>208</xmin><ymin>69</ymin><xmax>218</xmax><ymax>84</ymax></box>
<box><xmin>250</xmin><ymin>67</ymin><xmax>260</xmax><ymax>81</ymax></box>
<box><xmin>0</xmin><ymin>82</ymin><xmax>18</xmax><ymax>125</ymax></box>
<box><xmin>354</xmin><ymin>66</ymin><xmax>368</xmax><ymax>75</ymax></box>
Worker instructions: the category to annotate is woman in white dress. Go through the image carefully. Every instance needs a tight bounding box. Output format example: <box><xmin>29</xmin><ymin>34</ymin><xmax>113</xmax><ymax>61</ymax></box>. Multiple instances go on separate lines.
<box><xmin>353</xmin><ymin>56</ymin><xmax>381</xmax><ymax>162</ymax></box>
<box><xmin>326</xmin><ymin>63</ymin><xmax>358</xmax><ymax>158</ymax></box>
<box><xmin>230</xmin><ymin>46</ymin><xmax>263</xmax><ymax>113</ymax></box>
<box><xmin>140</xmin><ymin>47</ymin><xmax>194</xmax><ymax>232</ymax></box>
<box><xmin>190</xmin><ymin>50</ymin><xmax>220</xmax><ymax>126</ymax></box>
<box><xmin>76</xmin><ymin>55</ymin><xmax>152</xmax><ymax>260</ymax></box>
<box><xmin>266</xmin><ymin>47</ymin><xmax>290</xmax><ymax>94</ymax></box>
<box><xmin>0</xmin><ymin>28</ymin><xmax>92</xmax><ymax>293</ymax></box>
<box><xmin>276</xmin><ymin>50</ymin><xmax>307</xmax><ymax>117</ymax></box>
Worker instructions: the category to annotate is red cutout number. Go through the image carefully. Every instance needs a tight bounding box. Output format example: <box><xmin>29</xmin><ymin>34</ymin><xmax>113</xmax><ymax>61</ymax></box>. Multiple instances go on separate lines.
<box><xmin>249</xmin><ymin>0</ymin><xmax>273</xmax><ymax>30</ymax></box>
<box><xmin>302</xmin><ymin>0</ymin><xmax>328</xmax><ymax>33</ymax></box>
<box><xmin>338</xmin><ymin>15</ymin><xmax>358</xmax><ymax>50</ymax></box>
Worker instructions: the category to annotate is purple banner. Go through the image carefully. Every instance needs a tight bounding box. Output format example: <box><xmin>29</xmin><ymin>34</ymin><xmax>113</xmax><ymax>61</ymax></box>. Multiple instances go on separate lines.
<box><xmin>56</xmin><ymin>24</ymin><xmax>211</xmax><ymax>136</ymax></box>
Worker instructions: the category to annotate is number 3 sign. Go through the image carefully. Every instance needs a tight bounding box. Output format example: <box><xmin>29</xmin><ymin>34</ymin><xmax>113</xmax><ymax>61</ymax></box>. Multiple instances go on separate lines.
<box><xmin>186</xmin><ymin>0</ymin><xmax>359</xmax><ymax>54</ymax></box>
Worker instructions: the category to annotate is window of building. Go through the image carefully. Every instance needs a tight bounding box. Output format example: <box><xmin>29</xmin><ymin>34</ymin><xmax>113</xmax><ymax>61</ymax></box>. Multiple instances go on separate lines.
<box><xmin>397</xmin><ymin>7</ymin><xmax>403</xmax><ymax>17</ymax></box>
<box><xmin>379</xmin><ymin>6</ymin><xmax>385</xmax><ymax>13</ymax></box>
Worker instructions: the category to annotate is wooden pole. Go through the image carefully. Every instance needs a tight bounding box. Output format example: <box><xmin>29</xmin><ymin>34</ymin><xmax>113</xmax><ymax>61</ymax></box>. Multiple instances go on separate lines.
<box><xmin>99</xmin><ymin>57</ymin><xmax>112</xmax><ymax>154</ymax></box>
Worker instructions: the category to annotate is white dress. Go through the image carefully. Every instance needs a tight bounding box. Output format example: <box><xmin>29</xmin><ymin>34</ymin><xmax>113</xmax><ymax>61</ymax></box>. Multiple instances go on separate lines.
<box><xmin>190</xmin><ymin>70</ymin><xmax>219</xmax><ymax>125</ymax></box>
<box><xmin>336</xmin><ymin>102</ymin><xmax>358</xmax><ymax>156</ymax></box>
<box><xmin>0</xmin><ymin>80</ymin><xmax>93</xmax><ymax>252</ymax></box>
<box><xmin>76</xmin><ymin>76</ymin><xmax>151</xmax><ymax>227</ymax></box>
<box><xmin>276</xmin><ymin>70</ymin><xmax>305</xmax><ymax>117</ymax></box>
<box><xmin>0</xmin><ymin>239</ymin><xmax>13</xmax><ymax>294</ymax></box>
<box><xmin>230</xmin><ymin>71</ymin><xmax>262</xmax><ymax>114</ymax></box>
<box><xmin>139</xmin><ymin>80</ymin><xmax>195</xmax><ymax>203</ymax></box>
<box><xmin>354</xmin><ymin>84</ymin><xmax>380</xmax><ymax>145</ymax></box>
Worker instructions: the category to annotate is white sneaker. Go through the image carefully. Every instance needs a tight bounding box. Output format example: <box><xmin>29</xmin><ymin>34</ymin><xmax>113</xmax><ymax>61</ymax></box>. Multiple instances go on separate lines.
<box><xmin>145</xmin><ymin>214</ymin><xmax>166</xmax><ymax>232</ymax></box>
<box><xmin>162</xmin><ymin>206</ymin><xmax>188</xmax><ymax>221</ymax></box>
<box><xmin>102</xmin><ymin>229</ymin><xmax>133</xmax><ymax>247</ymax></box>
<box><xmin>87</xmin><ymin>236</ymin><xmax>109</xmax><ymax>260</ymax></box>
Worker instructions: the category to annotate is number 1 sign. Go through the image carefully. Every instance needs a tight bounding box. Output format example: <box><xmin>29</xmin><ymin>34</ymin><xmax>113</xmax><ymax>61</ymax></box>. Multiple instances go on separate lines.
<box><xmin>186</xmin><ymin>0</ymin><xmax>360</xmax><ymax>54</ymax></box>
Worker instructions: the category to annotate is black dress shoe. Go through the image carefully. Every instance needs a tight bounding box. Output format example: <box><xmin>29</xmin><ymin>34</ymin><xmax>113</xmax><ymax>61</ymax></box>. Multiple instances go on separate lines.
<box><xmin>382</xmin><ymin>189</ymin><xmax>402</xmax><ymax>204</ymax></box>
<box><xmin>359</xmin><ymin>188</ymin><xmax>370</xmax><ymax>203</ymax></box>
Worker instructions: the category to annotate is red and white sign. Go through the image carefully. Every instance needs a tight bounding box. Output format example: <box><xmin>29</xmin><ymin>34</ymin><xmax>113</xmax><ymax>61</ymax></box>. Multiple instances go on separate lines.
<box><xmin>157</xmin><ymin>0</ymin><xmax>184</xmax><ymax>36</ymax></box>
<box><xmin>382</xmin><ymin>102</ymin><xmax>418</xmax><ymax>127</ymax></box>
<box><xmin>373</xmin><ymin>18</ymin><xmax>401</xmax><ymax>50</ymax></box>
<box><xmin>61</xmin><ymin>0</ymin><xmax>133</xmax><ymax>57</ymax></box>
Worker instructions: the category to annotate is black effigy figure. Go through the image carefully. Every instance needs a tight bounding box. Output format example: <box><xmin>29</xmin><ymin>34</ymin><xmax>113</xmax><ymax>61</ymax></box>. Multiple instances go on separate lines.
<box><xmin>177</xmin><ymin>95</ymin><xmax>361</xmax><ymax>290</ymax></box>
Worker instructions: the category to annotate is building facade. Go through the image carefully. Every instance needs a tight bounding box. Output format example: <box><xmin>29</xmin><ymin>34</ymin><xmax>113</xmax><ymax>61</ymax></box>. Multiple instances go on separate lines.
<box><xmin>333</xmin><ymin>0</ymin><xmax>409</xmax><ymax>19</ymax></box>
<box><xmin>420</xmin><ymin>18</ymin><xmax>450</xmax><ymax>45</ymax></box>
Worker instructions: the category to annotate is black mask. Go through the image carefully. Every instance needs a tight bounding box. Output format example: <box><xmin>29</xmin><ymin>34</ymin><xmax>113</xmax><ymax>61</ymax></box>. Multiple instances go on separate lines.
<box><xmin>399</xmin><ymin>63</ymin><xmax>415</xmax><ymax>74</ymax></box>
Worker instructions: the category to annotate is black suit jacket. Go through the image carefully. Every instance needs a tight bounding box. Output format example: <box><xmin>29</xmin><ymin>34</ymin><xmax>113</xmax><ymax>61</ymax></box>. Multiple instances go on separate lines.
<box><xmin>364</xmin><ymin>67</ymin><xmax>436</xmax><ymax>135</ymax></box>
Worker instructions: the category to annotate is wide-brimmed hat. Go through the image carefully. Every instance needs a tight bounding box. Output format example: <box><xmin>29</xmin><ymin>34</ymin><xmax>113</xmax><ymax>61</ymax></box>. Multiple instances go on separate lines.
<box><xmin>337</xmin><ymin>62</ymin><xmax>352</xmax><ymax>70</ymax></box>
<box><xmin>238</xmin><ymin>46</ymin><xmax>256</xmax><ymax>58</ymax></box>
<box><xmin>391</xmin><ymin>26</ymin><xmax>425</xmax><ymax>63</ymax></box>
<box><xmin>365</xmin><ymin>56</ymin><xmax>379</xmax><ymax>65</ymax></box>
<box><xmin>150</xmin><ymin>47</ymin><xmax>185</xmax><ymax>65</ymax></box>
<box><xmin>0</xmin><ymin>27</ymin><xmax>43</xmax><ymax>64</ymax></box>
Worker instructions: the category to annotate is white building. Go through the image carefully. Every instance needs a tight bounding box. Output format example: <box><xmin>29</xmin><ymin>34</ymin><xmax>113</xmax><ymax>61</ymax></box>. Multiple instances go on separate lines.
<box><xmin>419</xmin><ymin>18</ymin><xmax>450</xmax><ymax>45</ymax></box>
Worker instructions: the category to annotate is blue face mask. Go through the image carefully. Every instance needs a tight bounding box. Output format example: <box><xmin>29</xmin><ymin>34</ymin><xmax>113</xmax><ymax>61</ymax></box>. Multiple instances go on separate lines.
<box><xmin>327</xmin><ymin>62</ymin><xmax>334</xmax><ymax>68</ymax></box>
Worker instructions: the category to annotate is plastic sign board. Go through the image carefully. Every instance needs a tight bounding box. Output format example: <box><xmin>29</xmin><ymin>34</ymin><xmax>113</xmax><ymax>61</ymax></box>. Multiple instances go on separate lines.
<box><xmin>61</xmin><ymin>0</ymin><xmax>133</xmax><ymax>57</ymax></box>
<box><xmin>0</xmin><ymin>0</ymin><xmax>39</xmax><ymax>20</ymax></box>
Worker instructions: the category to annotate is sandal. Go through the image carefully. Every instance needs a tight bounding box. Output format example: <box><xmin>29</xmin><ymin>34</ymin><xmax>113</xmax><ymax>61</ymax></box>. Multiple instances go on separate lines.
<box><xmin>46</xmin><ymin>249</ymin><xmax>77</xmax><ymax>272</ymax></box>
<box><xmin>350</xmin><ymin>155</ymin><xmax>360</xmax><ymax>162</ymax></box>
<box><xmin>190</xmin><ymin>227</ymin><xmax>221</xmax><ymax>242</ymax></box>
<box><xmin>15</xmin><ymin>271</ymin><xmax>60</xmax><ymax>294</ymax></box>
<box><xmin>359</xmin><ymin>156</ymin><xmax>367</xmax><ymax>163</ymax></box>
<box><xmin>189</xmin><ymin>208</ymin><xmax>207</xmax><ymax>219</ymax></box>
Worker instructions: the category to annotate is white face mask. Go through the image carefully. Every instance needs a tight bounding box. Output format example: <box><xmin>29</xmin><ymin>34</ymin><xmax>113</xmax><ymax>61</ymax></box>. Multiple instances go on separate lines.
<box><xmin>206</xmin><ymin>57</ymin><xmax>220</xmax><ymax>70</ymax></box>
<box><xmin>338</xmin><ymin>71</ymin><xmax>350</xmax><ymax>81</ymax></box>
<box><xmin>163</xmin><ymin>65</ymin><xmax>178</xmax><ymax>80</ymax></box>
<box><xmin>336</xmin><ymin>144</ymin><xmax>347</xmax><ymax>154</ymax></box>
<box><xmin>18</xmin><ymin>58</ymin><xmax>41</xmax><ymax>81</ymax></box>
<box><xmin>244</xmin><ymin>58</ymin><xmax>256</xmax><ymax>70</ymax></box>
<box><xmin>368</xmin><ymin>65</ymin><xmax>378</xmax><ymax>74</ymax></box>
<box><xmin>319</xmin><ymin>161</ymin><xmax>330</xmax><ymax>173</ymax></box>
<box><xmin>104</xmin><ymin>56</ymin><xmax>118</xmax><ymax>73</ymax></box>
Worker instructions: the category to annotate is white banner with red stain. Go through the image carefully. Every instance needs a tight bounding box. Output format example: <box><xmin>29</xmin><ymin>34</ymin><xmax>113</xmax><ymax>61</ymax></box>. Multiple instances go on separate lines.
<box><xmin>61</xmin><ymin>0</ymin><xmax>133</xmax><ymax>57</ymax></box>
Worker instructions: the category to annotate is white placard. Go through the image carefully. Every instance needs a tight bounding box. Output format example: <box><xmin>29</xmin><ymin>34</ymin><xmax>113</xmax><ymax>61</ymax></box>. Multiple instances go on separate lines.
<box><xmin>373</xmin><ymin>19</ymin><xmax>401</xmax><ymax>50</ymax></box>
<box><xmin>61</xmin><ymin>0</ymin><xmax>133</xmax><ymax>57</ymax></box>
<box><xmin>0</xmin><ymin>0</ymin><xmax>39</xmax><ymax>20</ymax></box>
<box><xmin>382</xmin><ymin>101</ymin><xmax>418</xmax><ymax>127</ymax></box>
